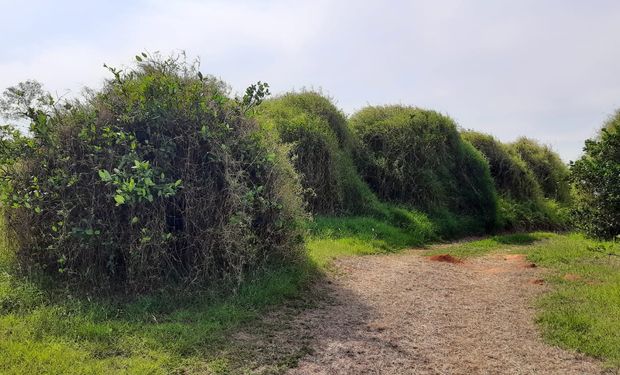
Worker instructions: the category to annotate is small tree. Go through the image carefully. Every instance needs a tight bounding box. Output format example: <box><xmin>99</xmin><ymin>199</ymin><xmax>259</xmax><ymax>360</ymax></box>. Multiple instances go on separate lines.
<box><xmin>570</xmin><ymin>111</ymin><xmax>620</xmax><ymax>239</ymax></box>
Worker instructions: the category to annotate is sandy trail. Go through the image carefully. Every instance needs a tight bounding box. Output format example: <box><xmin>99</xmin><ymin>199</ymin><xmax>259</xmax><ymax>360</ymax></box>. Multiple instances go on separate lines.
<box><xmin>286</xmin><ymin>250</ymin><xmax>604</xmax><ymax>375</ymax></box>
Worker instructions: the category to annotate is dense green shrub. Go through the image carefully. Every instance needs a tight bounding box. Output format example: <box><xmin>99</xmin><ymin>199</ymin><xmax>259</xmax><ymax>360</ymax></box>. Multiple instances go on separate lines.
<box><xmin>0</xmin><ymin>55</ymin><xmax>306</xmax><ymax>292</ymax></box>
<box><xmin>253</xmin><ymin>92</ymin><xmax>376</xmax><ymax>214</ymax></box>
<box><xmin>462</xmin><ymin>131</ymin><xmax>571</xmax><ymax>231</ymax></box>
<box><xmin>349</xmin><ymin>105</ymin><xmax>498</xmax><ymax>232</ymax></box>
<box><xmin>511</xmin><ymin>137</ymin><xmax>571</xmax><ymax>203</ymax></box>
<box><xmin>570</xmin><ymin>110</ymin><xmax>620</xmax><ymax>239</ymax></box>
<box><xmin>462</xmin><ymin>131</ymin><xmax>541</xmax><ymax>201</ymax></box>
<box><xmin>497</xmin><ymin>197</ymin><xmax>569</xmax><ymax>231</ymax></box>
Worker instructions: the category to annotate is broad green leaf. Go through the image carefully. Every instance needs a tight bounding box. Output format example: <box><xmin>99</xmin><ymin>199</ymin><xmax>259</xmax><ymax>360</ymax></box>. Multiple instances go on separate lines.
<box><xmin>114</xmin><ymin>194</ymin><xmax>126</xmax><ymax>205</ymax></box>
<box><xmin>98</xmin><ymin>169</ymin><xmax>112</xmax><ymax>182</ymax></box>
<box><xmin>128</xmin><ymin>178</ymin><xmax>136</xmax><ymax>191</ymax></box>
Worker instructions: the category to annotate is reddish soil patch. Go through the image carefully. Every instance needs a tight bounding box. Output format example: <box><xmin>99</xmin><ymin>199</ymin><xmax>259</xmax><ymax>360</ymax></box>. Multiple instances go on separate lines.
<box><xmin>428</xmin><ymin>254</ymin><xmax>463</xmax><ymax>263</ymax></box>
<box><xmin>563</xmin><ymin>273</ymin><xmax>582</xmax><ymax>282</ymax></box>
<box><xmin>530</xmin><ymin>278</ymin><xmax>545</xmax><ymax>285</ymax></box>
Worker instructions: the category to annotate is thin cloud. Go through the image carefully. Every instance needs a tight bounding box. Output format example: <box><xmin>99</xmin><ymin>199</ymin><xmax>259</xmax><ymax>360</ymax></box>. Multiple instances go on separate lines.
<box><xmin>1</xmin><ymin>0</ymin><xmax>619</xmax><ymax>161</ymax></box>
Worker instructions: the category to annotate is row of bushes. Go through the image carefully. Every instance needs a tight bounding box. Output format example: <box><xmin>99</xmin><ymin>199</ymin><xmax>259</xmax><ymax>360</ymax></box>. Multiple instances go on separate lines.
<box><xmin>0</xmin><ymin>55</ymin><xmax>583</xmax><ymax>293</ymax></box>
<box><xmin>462</xmin><ymin>132</ymin><xmax>571</xmax><ymax>231</ymax></box>
<box><xmin>255</xmin><ymin>94</ymin><xmax>571</xmax><ymax>233</ymax></box>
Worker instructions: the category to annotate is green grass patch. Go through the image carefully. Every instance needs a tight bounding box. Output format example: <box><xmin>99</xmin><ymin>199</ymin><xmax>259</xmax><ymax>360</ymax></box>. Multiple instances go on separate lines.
<box><xmin>0</xmin><ymin>256</ymin><xmax>316</xmax><ymax>374</ymax></box>
<box><xmin>307</xmin><ymin>214</ymin><xmax>436</xmax><ymax>268</ymax></box>
<box><xmin>423</xmin><ymin>232</ymin><xmax>553</xmax><ymax>258</ymax></box>
<box><xmin>527</xmin><ymin>234</ymin><xmax>620</xmax><ymax>369</ymax></box>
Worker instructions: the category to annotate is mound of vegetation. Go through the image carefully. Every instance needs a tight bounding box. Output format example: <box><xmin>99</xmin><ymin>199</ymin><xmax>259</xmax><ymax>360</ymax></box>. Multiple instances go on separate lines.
<box><xmin>462</xmin><ymin>131</ymin><xmax>541</xmax><ymax>201</ymax></box>
<box><xmin>511</xmin><ymin>137</ymin><xmax>571</xmax><ymax>203</ymax></box>
<box><xmin>462</xmin><ymin>131</ymin><xmax>568</xmax><ymax>230</ymax></box>
<box><xmin>570</xmin><ymin>110</ymin><xmax>620</xmax><ymax>239</ymax></box>
<box><xmin>349</xmin><ymin>105</ymin><xmax>498</xmax><ymax>233</ymax></box>
<box><xmin>252</xmin><ymin>91</ymin><xmax>376</xmax><ymax>214</ymax></box>
<box><xmin>0</xmin><ymin>55</ymin><xmax>306</xmax><ymax>292</ymax></box>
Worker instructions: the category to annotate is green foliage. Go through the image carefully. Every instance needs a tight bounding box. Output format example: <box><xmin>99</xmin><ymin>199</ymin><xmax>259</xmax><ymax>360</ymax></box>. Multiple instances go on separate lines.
<box><xmin>462</xmin><ymin>131</ymin><xmax>569</xmax><ymax>231</ymax></box>
<box><xmin>305</xmin><ymin>211</ymin><xmax>436</xmax><ymax>270</ymax></box>
<box><xmin>497</xmin><ymin>197</ymin><xmax>570</xmax><ymax>231</ymax></box>
<box><xmin>423</xmin><ymin>232</ymin><xmax>552</xmax><ymax>258</ymax></box>
<box><xmin>528</xmin><ymin>234</ymin><xmax>620</xmax><ymax>368</ymax></box>
<box><xmin>511</xmin><ymin>137</ymin><xmax>571</xmax><ymax>203</ymax></box>
<box><xmin>462</xmin><ymin>131</ymin><xmax>541</xmax><ymax>201</ymax></box>
<box><xmin>253</xmin><ymin>91</ymin><xmax>377</xmax><ymax>214</ymax></box>
<box><xmin>0</xmin><ymin>54</ymin><xmax>306</xmax><ymax>292</ymax></box>
<box><xmin>570</xmin><ymin>110</ymin><xmax>620</xmax><ymax>239</ymax></box>
<box><xmin>0</xmin><ymin>80</ymin><xmax>54</xmax><ymax>121</ymax></box>
<box><xmin>349</xmin><ymin>105</ymin><xmax>498</xmax><ymax>232</ymax></box>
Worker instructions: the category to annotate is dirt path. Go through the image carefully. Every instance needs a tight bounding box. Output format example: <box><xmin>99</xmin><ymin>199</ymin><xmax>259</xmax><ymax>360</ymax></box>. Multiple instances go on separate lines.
<box><xmin>286</xmin><ymin>250</ymin><xmax>604</xmax><ymax>374</ymax></box>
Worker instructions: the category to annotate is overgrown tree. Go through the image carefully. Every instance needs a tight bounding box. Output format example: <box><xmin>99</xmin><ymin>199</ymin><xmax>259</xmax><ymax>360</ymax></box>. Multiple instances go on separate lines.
<box><xmin>0</xmin><ymin>54</ymin><xmax>306</xmax><ymax>292</ymax></box>
<box><xmin>350</xmin><ymin>106</ymin><xmax>498</xmax><ymax>233</ymax></box>
<box><xmin>511</xmin><ymin>137</ymin><xmax>571</xmax><ymax>203</ymax></box>
<box><xmin>463</xmin><ymin>131</ymin><xmax>569</xmax><ymax>231</ymax></box>
<box><xmin>253</xmin><ymin>91</ymin><xmax>376</xmax><ymax>214</ymax></box>
<box><xmin>570</xmin><ymin>111</ymin><xmax>620</xmax><ymax>239</ymax></box>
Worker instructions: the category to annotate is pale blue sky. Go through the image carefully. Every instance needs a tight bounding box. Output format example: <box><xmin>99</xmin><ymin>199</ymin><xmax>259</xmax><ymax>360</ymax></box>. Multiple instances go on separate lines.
<box><xmin>2</xmin><ymin>0</ymin><xmax>619</xmax><ymax>161</ymax></box>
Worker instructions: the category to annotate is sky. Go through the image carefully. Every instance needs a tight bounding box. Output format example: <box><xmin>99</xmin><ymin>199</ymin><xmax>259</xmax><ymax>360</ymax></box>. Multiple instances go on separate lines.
<box><xmin>1</xmin><ymin>0</ymin><xmax>619</xmax><ymax>162</ymax></box>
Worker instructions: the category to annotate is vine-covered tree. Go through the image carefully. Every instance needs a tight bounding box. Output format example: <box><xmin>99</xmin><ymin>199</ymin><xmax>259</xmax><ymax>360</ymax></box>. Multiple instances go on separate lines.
<box><xmin>0</xmin><ymin>54</ymin><xmax>306</xmax><ymax>292</ymax></box>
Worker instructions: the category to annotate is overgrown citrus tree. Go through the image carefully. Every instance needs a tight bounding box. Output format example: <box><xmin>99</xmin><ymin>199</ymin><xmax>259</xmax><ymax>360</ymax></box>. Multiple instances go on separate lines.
<box><xmin>511</xmin><ymin>137</ymin><xmax>571</xmax><ymax>204</ymax></box>
<box><xmin>570</xmin><ymin>110</ymin><xmax>620</xmax><ymax>239</ymax></box>
<box><xmin>0</xmin><ymin>54</ymin><xmax>306</xmax><ymax>292</ymax></box>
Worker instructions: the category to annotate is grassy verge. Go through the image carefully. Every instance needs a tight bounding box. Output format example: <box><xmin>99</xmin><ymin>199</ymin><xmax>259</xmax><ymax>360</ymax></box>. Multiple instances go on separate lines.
<box><xmin>424</xmin><ymin>232</ymin><xmax>620</xmax><ymax>369</ymax></box>
<box><xmin>307</xmin><ymin>214</ymin><xmax>434</xmax><ymax>268</ymax></box>
<box><xmin>529</xmin><ymin>234</ymin><xmax>620</xmax><ymax>369</ymax></box>
<box><xmin>6</xmin><ymin>214</ymin><xmax>615</xmax><ymax>372</ymax></box>
<box><xmin>422</xmin><ymin>232</ymin><xmax>554</xmax><ymax>258</ymax></box>
<box><xmin>0</xmin><ymin>260</ymin><xmax>315</xmax><ymax>374</ymax></box>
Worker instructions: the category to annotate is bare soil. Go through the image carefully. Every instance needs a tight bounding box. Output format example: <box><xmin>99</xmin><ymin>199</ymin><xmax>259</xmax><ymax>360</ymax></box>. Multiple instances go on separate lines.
<box><xmin>428</xmin><ymin>254</ymin><xmax>463</xmax><ymax>264</ymax></box>
<box><xmin>284</xmin><ymin>250</ymin><xmax>604</xmax><ymax>374</ymax></box>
